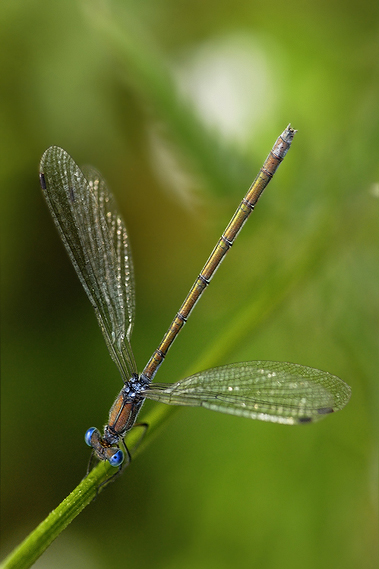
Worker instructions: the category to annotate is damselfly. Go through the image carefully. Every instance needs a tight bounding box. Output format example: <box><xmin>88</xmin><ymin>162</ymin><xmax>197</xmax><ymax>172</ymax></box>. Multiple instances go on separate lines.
<box><xmin>39</xmin><ymin>125</ymin><xmax>351</xmax><ymax>470</ymax></box>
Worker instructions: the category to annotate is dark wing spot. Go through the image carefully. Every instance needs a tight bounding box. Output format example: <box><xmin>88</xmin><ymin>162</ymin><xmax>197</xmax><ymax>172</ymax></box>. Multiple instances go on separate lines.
<box><xmin>39</xmin><ymin>173</ymin><xmax>46</xmax><ymax>190</ymax></box>
<box><xmin>298</xmin><ymin>417</ymin><xmax>312</xmax><ymax>424</ymax></box>
<box><xmin>317</xmin><ymin>407</ymin><xmax>334</xmax><ymax>415</ymax></box>
<box><xmin>69</xmin><ymin>187</ymin><xmax>75</xmax><ymax>202</ymax></box>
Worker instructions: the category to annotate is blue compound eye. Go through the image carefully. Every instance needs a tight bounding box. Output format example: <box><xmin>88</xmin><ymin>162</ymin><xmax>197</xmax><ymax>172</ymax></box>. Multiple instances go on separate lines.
<box><xmin>84</xmin><ymin>427</ymin><xmax>97</xmax><ymax>447</ymax></box>
<box><xmin>109</xmin><ymin>449</ymin><xmax>123</xmax><ymax>467</ymax></box>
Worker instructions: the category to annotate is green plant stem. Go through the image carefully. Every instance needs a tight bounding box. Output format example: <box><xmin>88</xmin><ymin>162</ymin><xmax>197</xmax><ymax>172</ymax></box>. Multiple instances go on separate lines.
<box><xmin>0</xmin><ymin>401</ymin><xmax>177</xmax><ymax>569</ymax></box>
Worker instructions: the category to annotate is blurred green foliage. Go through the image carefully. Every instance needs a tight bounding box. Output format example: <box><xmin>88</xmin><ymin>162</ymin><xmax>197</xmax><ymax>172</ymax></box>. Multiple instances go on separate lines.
<box><xmin>1</xmin><ymin>0</ymin><xmax>378</xmax><ymax>568</ymax></box>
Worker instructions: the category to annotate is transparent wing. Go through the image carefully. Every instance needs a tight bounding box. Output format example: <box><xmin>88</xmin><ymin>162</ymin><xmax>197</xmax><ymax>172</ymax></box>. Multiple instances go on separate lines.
<box><xmin>143</xmin><ymin>361</ymin><xmax>351</xmax><ymax>424</ymax></box>
<box><xmin>39</xmin><ymin>146</ymin><xmax>137</xmax><ymax>380</ymax></box>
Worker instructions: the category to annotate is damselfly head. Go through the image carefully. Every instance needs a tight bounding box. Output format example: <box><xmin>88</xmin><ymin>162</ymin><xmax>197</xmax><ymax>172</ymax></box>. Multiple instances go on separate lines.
<box><xmin>84</xmin><ymin>427</ymin><xmax>124</xmax><ymax>467</ymax></box>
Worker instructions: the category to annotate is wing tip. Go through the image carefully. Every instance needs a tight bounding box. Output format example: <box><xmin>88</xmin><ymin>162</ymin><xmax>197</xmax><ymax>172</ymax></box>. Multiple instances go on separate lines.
<box><xmin>39</xmin><ymin>145</ymin><xmax>66</xmax><ymax>169</ymax></box>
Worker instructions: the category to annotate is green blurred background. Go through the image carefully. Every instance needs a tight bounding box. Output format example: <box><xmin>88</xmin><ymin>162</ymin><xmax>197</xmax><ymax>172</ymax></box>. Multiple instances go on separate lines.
<box><xmin>1</xmin><ymin>0</ymin><xmax>378</xmax><ymax>567</ymax></box>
